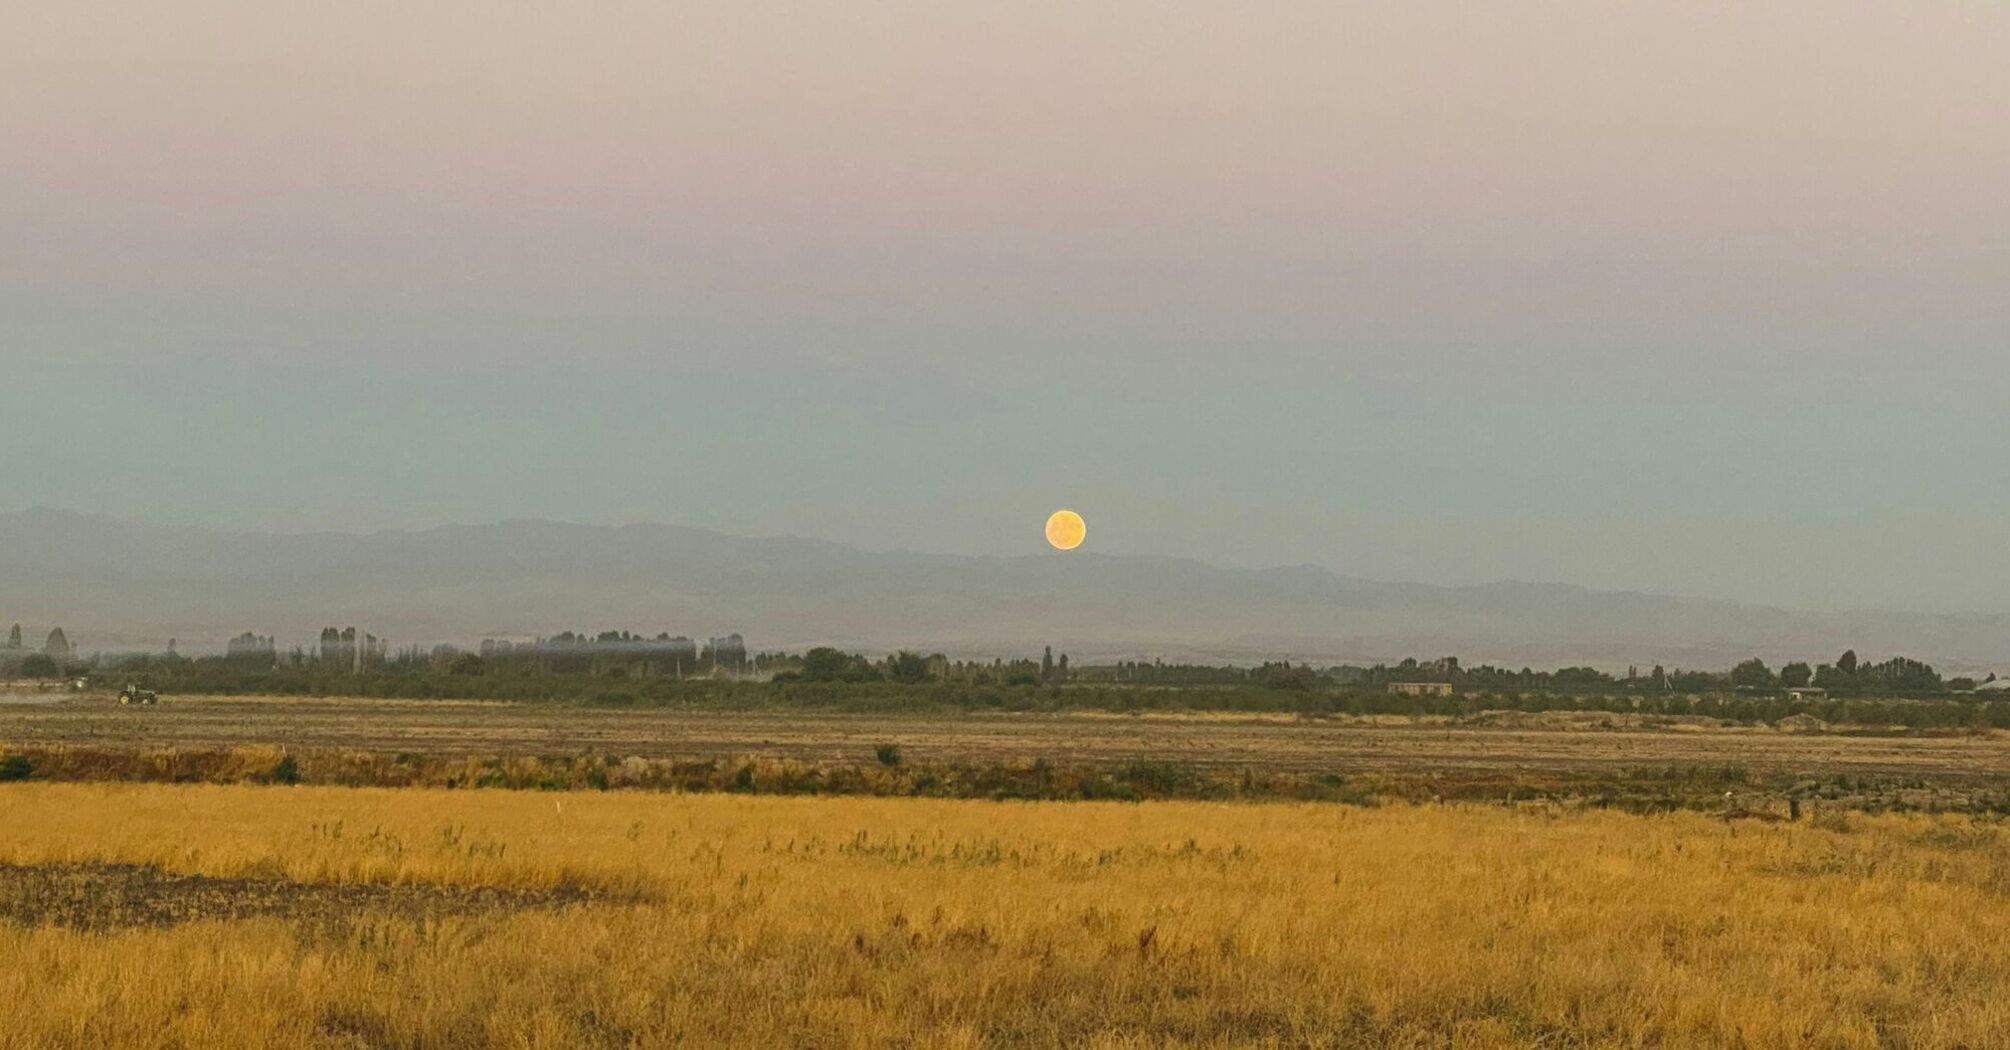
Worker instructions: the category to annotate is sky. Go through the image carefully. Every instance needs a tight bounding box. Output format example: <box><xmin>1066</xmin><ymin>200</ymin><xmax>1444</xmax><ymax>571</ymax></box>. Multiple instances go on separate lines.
<box><xmin>3</xmin><ymin>2</ymin><xmax>2009</xmax><ymax>614</ymax></box>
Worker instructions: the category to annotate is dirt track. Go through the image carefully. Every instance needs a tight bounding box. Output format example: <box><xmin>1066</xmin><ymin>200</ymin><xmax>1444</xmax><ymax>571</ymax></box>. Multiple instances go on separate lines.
<box><xmin>3</xmin><ymin>694</ymin><xmax>2008</xmax><ymax>777</ymax></box>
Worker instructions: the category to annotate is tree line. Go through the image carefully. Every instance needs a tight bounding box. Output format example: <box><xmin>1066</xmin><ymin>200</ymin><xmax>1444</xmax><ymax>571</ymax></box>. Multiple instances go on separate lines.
<box><xmin>6</xmin><ymin>611</ymin><xmax>1997</xmax><ymax>708</ymax></box>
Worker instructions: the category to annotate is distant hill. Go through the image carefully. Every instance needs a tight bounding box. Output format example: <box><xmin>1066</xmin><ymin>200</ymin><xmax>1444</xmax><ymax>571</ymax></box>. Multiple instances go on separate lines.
<box><xmin>3</xmin><ymin>508</ymin><xmax>2006</xmax><ymax>672</ymax></box>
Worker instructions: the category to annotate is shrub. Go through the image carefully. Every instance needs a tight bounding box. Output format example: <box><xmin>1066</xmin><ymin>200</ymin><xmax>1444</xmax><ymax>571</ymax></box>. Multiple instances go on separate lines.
<box><xmin>875</xmin><ymin>743</ymin><xmax>903</xmax><ymax>767</ymax></box>
<box><xmin>18</xmin><ymin>654</ymin><xmax>58</xmax><ymax>678</ymax></box>
<box><xmin>0</xmin><ymin>754</ymin><xmax>32</xmax><ymax>781</ymax></box>
<box><xmin>268</xmin><ymin>755</ymin><xmax>301</xmax><ymax>785</ymax></box>
<box><xmin>447</xmin><ymin>653</ymin><xmax>487</xmax><ymax>675</ymax></box>
<box><xmin>1117</xmin><ymin>760</ymin><xmax>1191</xmax><ymax>795</ymax></box>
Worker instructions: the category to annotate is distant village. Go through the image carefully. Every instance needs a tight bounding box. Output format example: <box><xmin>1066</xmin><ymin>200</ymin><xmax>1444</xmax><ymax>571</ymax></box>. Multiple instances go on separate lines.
<box><xmin>0</xmin><ymin>623</ymin><xmax>75</xmax><ymax>674</ymax></box>
<box><xmin>218</xmin><ymin>629</ymin><xmax>751</xmax><ymax>677</ymax></box>
<box><xmin>3</xmin><ymin>621</ymin><xmax>1068</xmax><ymax>687</ymax></box>
<box><xmin>477</xmin><ymin>631</ymin><xmax>746</xmax><ymax>674</ymax></box>
<box><xmin>2</xmin><ymin>621</ymin><xmax>757</xmax><ymax>680</ymax></box>
<box><xmin>7</xmin><ymin>616</ymin><xmax>2005</xmax><ymax>702</ymax></box>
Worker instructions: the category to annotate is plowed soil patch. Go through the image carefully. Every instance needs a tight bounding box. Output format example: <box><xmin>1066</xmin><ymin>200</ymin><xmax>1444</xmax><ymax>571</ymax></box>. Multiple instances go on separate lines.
<box><xmin>0</xmin><ymin>862</ymin><xmax>598</xmax><ymax>931</ymax></box>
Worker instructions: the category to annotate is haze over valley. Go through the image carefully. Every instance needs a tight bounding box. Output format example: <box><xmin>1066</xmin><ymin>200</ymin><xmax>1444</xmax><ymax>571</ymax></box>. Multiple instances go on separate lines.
<box><xmin>8</xmin><ymin>508</ymin><xmax>2006</xmax><ymax>672</ymax></box>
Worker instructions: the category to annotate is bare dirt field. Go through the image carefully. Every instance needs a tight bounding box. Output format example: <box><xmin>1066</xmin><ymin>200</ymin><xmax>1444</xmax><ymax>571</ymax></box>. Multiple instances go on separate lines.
<box><xmin>3</xmin><ymin>692</ymin><xmax>2007</xmax><ymax>779</ymax></box>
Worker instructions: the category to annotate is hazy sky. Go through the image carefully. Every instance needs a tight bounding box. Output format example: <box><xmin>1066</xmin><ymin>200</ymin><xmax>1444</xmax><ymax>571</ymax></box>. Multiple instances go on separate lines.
<box><xmin>5</xmin><ymin>2</ymin><xmax>2009</xmax><ymax>613</ymax></box>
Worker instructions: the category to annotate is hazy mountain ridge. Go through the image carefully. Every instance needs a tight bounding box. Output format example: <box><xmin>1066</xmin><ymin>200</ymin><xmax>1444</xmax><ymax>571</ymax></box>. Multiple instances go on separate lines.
<box><xmin>3</xmin><ymin>508</ymin><xmax>2005</xmax><ymax>672</ymax></box>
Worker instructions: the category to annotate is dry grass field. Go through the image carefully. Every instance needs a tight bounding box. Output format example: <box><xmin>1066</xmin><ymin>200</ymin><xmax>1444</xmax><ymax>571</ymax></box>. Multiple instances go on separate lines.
<box><xmin>6</xmin><ymin>692</ymin><xmax>2010</xmax><ymax>776</ymax></box>
<box><xmin>3</xmin><ymin>783</ymin><xmax>2009</xmax><ymax>1049</ymax></box>
<box><xmin>6</xmin><ymin>692</ymin><xmax>2009</xmax><ymax>811</ymax></box>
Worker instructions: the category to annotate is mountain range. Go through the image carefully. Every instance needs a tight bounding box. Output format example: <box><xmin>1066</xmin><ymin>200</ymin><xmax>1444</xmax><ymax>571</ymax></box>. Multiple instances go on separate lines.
<box><xmin>3</xmin><ymin>508</ymin><xmax>2006</xmax><ymax>673</ymax></box>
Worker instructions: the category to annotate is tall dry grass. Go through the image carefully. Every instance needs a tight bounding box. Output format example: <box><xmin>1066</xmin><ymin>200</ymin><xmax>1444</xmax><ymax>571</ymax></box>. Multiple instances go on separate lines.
<box><xmin>1</xmin><ymin>783</ymin><xmax>2007</xmax><ymax>1049</ymax></box>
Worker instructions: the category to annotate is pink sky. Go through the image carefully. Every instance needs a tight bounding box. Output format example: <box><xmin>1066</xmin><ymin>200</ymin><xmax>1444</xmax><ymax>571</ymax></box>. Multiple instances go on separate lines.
<box><xmin>7</xmin><ymin>2</ymin><xmax>2005</xmax><ymax>338</ymax></box>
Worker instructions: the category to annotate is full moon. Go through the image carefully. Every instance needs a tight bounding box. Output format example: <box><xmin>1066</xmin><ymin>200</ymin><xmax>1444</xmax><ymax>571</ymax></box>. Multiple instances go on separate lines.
<box><xmin>1044</xmin><ymin>509</ymin><xmax>1086</xmax><ymax>551</ymax></box>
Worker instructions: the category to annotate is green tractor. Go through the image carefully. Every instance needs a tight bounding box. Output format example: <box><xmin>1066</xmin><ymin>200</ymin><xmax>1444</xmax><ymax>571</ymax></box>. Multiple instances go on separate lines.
<box><xmin>118</xmin><ymin>684</ymin><xmax>159</xmax><ymax>706</ymax></box>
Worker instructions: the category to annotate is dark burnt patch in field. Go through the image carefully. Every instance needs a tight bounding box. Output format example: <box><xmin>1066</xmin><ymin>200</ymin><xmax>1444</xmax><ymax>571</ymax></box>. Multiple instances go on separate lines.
<box><xmin>0</xmin><ymin>862</ymin><xmax>601</xmax><ymax>931</ymax></box>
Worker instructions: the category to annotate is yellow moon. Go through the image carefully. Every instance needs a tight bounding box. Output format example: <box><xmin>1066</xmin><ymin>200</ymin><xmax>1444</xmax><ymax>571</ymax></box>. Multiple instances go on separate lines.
<box><xmin>1044</xmin><ymin>509</ymin><xmax>1086</xmax><ymax>551</ymax></box>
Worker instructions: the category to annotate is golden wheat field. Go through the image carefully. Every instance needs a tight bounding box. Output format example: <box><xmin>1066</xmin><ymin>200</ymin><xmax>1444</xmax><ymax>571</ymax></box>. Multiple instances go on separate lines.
<box><xmin>2</xmin><ymin>784</ymin><xmax>2007</xmax><ymax>1050</ymax></box>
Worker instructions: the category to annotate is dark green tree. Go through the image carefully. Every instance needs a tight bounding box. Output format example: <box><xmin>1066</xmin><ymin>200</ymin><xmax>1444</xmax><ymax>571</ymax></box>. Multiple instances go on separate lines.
<box><xmin>1779</xmin><ymin>662</ymin><xmax>1813</xmax><ymax>688</ymax></box>
<box><xmin>447</xmin><ymin>653</ymin><xmax>487</xmax><ymax>676</ymax></box>
<box><xmin>1862</xmin><ymin>656</ymin><xmax>1941</xmax><ymax>693</ymax></box>
<box><xmin>18</xmin><ymin>653</ymin><xmax>58</xmax><ymax>678</ymax></box>
<box><xmin>802</xmin><ymin>647</ymin><xmax>854</xmax><ymax>681</ymax></box>
<box><xmin>799</xmin><ymin>647</ymin><xmax>880</xmax><ymax>683</ymax></box>
<box><xmin>887</xmin><ymin>651</ymin><xmax>930</xmax><ymax>684</ymax></box>
<box><xmin>1729</xmin><ymin>658</ymin><xmax>1776</xmax><ymax>689</ymax></box>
